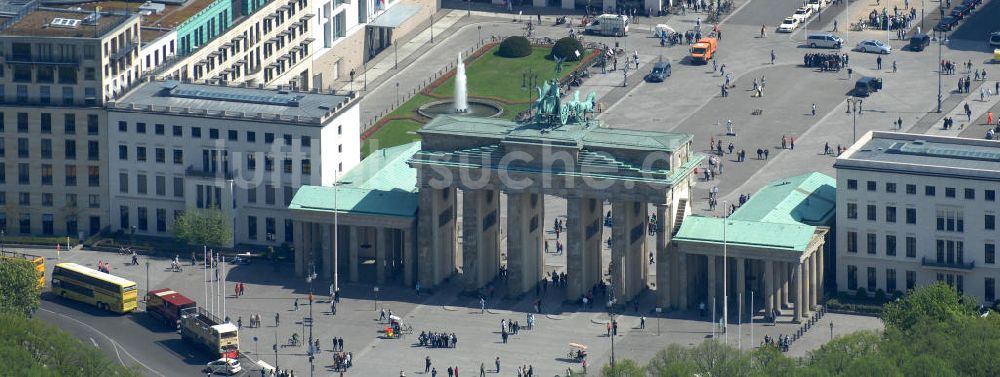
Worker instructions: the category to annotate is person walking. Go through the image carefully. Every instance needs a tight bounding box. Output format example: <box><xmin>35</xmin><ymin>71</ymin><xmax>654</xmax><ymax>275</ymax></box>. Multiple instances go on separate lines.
<box><xmin>770</xmin><ymin>50</ymin><xmax>776</xmax><ymax>64</ymax></box>
<box><xmin>495</xmin><ymin>357</ymin><xmax>501</xmax><ymax>373</ymax></box>
<box><xmin>811</xmin><ymin>103</ymin><xmax>816</xmax><ymax>116</ymax></box>
<box><xmin>760</xmin><ymin>24</ymin><xmax>767</xmax><ymax>38</ymax></box>
<box><xmin>425</xmin><ymin>356</ymin><xmax>432</xmax><ymax>373</ymax></box>
<box><xmin>480</xmin><ymin>363</ymin><xmax>486</xmax><ymax>377</ymax></box>
<box><xmin>877</xmin><ymin>56</ymin><xmax>882</xmax><ymax>70</ymax></box>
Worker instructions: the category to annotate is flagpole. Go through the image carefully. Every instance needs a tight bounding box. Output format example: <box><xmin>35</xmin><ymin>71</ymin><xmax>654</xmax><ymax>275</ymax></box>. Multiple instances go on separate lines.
<box><xmin>222</xmin><ymin>255</ymin><xmax>227</xmax><ymax>321</ymax></box>
<box><xmin>203</xmin><ymin>247</ymin><xmax>208</xmax><ymax>316</ymax></box>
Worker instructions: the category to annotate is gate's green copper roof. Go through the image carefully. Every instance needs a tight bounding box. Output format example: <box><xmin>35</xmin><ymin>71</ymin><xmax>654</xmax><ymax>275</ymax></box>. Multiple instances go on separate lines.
<box><xmin>673</xmin><ymin>216</ymin><xmax>816</xmax><ymax>252</ymax></box>
<box><xmin>728</xmin><ymin>172</ymin><xmax>836</xmax><ymax>226</ymax></box>
<box><xmin>289</xmin><ymin>142</ymin><xmax>420</xmax><ymax>218</ymax></box>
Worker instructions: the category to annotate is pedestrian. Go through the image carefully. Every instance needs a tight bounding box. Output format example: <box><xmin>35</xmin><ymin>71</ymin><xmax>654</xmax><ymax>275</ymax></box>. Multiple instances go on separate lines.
<box><xmin>480</xmin><ymin>362</ymin><xmax>486</xmax><ymax>377</ymax></box>
<box><xmin>989</xmin><ymin>111</ymin><xmax>994</xmax><ymax>126</ymax></box>
<box><xmin>877</xmin><ymin>56</ymin><xmax>882</xmax><ymax>70</ymax></box>
<box><xmin>496</xmin><ymin>357</ymin><xmax>501</xmax><ymax>373</ymax></box>
<box><xmin>770</xmin><ymin>49</ymin><xmax>775</xmax><ymax>64</ymax></box>
<box><xmin>811</xmin><ymin>103</ymin><xmax>816</xmax><ymax>116</ymax></box>
<box><xmin>824</xmin><ymin>142</ymin><xmax>830</xmax><ymax>155</ymax></box>
<box><xmin>897</xmin><ymin>117</ymin><xmax>903</xmax><ymax>129</ymax></box>
<box><xmin>294</xmin><ymin>298</ymin><xmax>299</xmax><ymax>311</ymax></box>
<box><xmin>275</xmin><ymin>312</ymin><xmax>280</xmax><ymax>326</ymax></box>
<box><xmin>847</xmin><ymin>67</ymin><xmax>853</xmax><ymax>79</ymax></box>
<box><xmin>760</xmin><ymin>24</ymin><xmax>767</xmax><ymax>38</ymax></box>
<box><xmin>640</xmin><ymin>316</ymin><xmax>646</xmax><ymax>329</ymax></box>
<box><xmin>790</xmin><ymin>136</ymin><xmax>795</xmax><ymax>149</ymax></box>
<box><xmin>426</xmin><ymin>356</ymin><xmax>432</xmax><ymax>373</ymax></box>
<box><xmin>893</xmin><ymin>60</ymin><xmax>897</xmax><ymax>73</ymax></box>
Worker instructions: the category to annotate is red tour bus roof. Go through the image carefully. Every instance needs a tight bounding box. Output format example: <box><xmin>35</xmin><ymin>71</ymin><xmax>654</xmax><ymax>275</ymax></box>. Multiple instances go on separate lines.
<box><xmin>148</xmin><ymin>288</ymin><xmax>196</xmax><ymax>307</ymax></box>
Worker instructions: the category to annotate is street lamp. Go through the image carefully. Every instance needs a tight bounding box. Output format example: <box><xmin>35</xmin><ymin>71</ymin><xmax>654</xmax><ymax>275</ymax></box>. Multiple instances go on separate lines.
<box><xmin>477</xmin><ymin>25</ymin><xmax>482</xmax><ymax>44</ymax></box>
<box><xmin>306</xmin><ymin>269</ymin><xmax>317</xmax><ymax>377</ymax></box>
<box><xmin>145</xmin><ymin>259</ymin><xmax>150</xmax><ymax>300</ymax></box>
<box><xmin>936</xmin><ymin>32</ymin><xmax>949</xmax><ymax>113</ymax></box>
<box><xmin>607</xmin><ymin>286</ymin><xmax>617</xmax><ymax>367</ymax></box>
<box><xmin>722</xmin><ymin>200</ymin><xmax>728</xmax><ymax>346</ymax></box>
<box><xmin>846</xmin><ymin>98</ymin><xmax>863</xmax><ymax>143</ymax></box>
<box><xmin>395</xmin><ymin>82</ymin><xmax>400</xmax><ymax>106</ymax></box>
<box><xmin>373</xmin><ymin>286</ymin><xmax>380</xmax><ymax>311</ymax></box>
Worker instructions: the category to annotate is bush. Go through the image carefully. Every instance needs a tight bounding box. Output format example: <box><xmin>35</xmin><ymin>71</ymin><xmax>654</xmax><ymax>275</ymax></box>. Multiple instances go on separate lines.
<box><xmin>875</xmin><ymin>289</ymin><xmax>887</xmax><ymax>303</ymax></box>
<box><xmin>550</xmin><ymin>37</ymin><xmax>584</xmax><ymax>61</ymax></box>
<box><xmin>855</xmin><ymin>287</ymin><xmax>868</xmax><ymax>300</ymax></box>
<box><xmin>497</xmin><ymin>36</ymin><xmax>531</xmax><ymax>58</ymax></box>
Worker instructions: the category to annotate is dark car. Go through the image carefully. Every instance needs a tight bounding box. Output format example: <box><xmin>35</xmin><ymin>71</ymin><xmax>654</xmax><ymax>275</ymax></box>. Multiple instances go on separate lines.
<box><xmin>961</xmin><ymin>0</ymin><xmax>979</xmax><ymax>10</ymax></box>
<box><xmin>644</xmin><ymin>61</ymin><xmax>672</xmax><ymax>82</ymax></box>
<box><xmin>909</xmin><ymin>33</ymin><xmax>931</xmax><ymax>51</ymax></box>
<box><xmin>950</xmin><ymin>4</ymin><xmax>972</xmax><ymax>19</ymax></box>
<box><xmin>935</xmin><ymin>16</ymin><xmax>959</xmax><ymax>32</ymax></box>
<box><xmin>854</xmin><ymin>76</ymin><xmax>883</xmax><ymax>97</ymax></box>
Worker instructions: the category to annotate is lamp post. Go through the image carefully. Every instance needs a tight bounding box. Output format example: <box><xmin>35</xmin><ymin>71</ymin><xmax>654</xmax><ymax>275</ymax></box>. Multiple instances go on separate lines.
<box><xmin>478</xmin><ymin>25</ymin><xmax>482</xmax><ymax>44</ymax></box>
<box><xmin>373</xmin><ymin>286</ymin><xmax>380</xmax><ymax>311</ymax></box>
<box><xmin>145</xmin><ymin>259</ymin><xmax>150</xmax><ymax>300</ymax></box>
<box><xmin>274</xmin><ymin>330</ymin><xmax>279</xmax><ymax>370</ymax></box>
<box><xmin>607</xmin><ymin>292</ymin><xmax>616</xmax><ymax>367</ymax></box>
<box><xmin>395</xmin><ymin>82</ymin><xmax>400</xmax><ymax>106</ymax></box>
<box><xmin>846</xmin><ymin>98</ymin><xmax>863</xmax><ymax>142</ymax></box>
<box><xmin>936</xmin><ymin>32</ymin><xmax>949</xmax><ymax>113</ymax></box>
<box><xmin>253</xmin><ymin>336</ymin><xmax>258</xmax><ymax>359</ymax></box>
<box><xmin>1</xmin><ymin>229</ymin><xmax>5</xmax><ymax>253</ymax></box>
<box><xmin>307</xmin><ymin>269</ymin><xmax>317</xmax><ymax>377</ymax></box>
<box><xmin>332</xmin><ymin>170</ymin><xmax>340</xmax><ymax>295</ymax></box>
<box><xmin>722</xmin><ymin>200</ymin><xmax>728</xmax><ymax>346</ymax></box>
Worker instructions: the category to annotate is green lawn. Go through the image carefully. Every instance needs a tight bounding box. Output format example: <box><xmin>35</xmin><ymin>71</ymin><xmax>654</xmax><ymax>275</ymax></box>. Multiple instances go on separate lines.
<box><xmin>431</xmin><ymin>47</ymin><xmax>569</xmax><ymax>101</ymax></box>
<box><xmin>361</xmin><ymin>119</ymin><xmax>424</xmax><ymax>157</ymax></box>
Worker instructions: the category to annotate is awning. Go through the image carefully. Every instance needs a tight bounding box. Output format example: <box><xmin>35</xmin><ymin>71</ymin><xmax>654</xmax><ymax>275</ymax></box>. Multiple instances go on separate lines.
<box><xmin>368</xmin><ymin>4</ymin><xmax>421</xmax><ymax>28</ymax></box>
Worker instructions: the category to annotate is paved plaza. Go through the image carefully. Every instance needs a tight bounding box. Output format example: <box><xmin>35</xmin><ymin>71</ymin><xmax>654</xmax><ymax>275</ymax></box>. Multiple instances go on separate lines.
<box><xmin>29</xmin><ymin>0</ymin><xmax>1000</xmax><ymax>373</ymax></box>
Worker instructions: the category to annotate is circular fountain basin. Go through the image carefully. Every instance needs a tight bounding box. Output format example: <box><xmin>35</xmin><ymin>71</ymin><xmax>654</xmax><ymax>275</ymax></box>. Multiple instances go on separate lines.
<box><xmin>417</xmin><ymin>99</ymin><xmax>504</xmax><ymax>118</ymax></box>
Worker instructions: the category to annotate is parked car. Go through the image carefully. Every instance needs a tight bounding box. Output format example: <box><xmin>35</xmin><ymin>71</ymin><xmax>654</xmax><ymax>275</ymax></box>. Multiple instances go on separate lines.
<box><xmin>855</xmin><ymin>39</ymin><xmax>891</xmax><ymax>54</ymax></box>
<box><xmin>205</xmin><ymin>358</ymin><xmax>241</xmax><ymax>375</ymax></box>
<box><xmin>778</xmin><ymin>17</ymin><xmax>800</xmax><ymax>33</ymax></box>
<box><xmin>950</xmin><ymin>5</ymin><xmax>972</xmax><ymax>20</ymax></box>
<box><xmin>908</xmin><ymin>33</ymin><xmax>931</xmax><ymax>51</ymax></box>
<box><xmin>645</xmin><ymin>61</ymin><xmax>672</xmax><ymax>82</ymax></box>
<box><xmin>961</xmin><ymin>0</ymin><xmax>980</xmax><ymax>10</ymax></box>
<box><xmin>854</xmin><ymin>76</ymin><xmax>883</xmax><ymax>97</ymax></box>
<box><xmin>807</xmin><ymin>33</ymin><xmax>844</xmax><ymax>48</ymax></box>
<box><xmin>935</xmin><ymin>16</ymin><xmax>959</xmax><ymax>32</ymax></box>
<box><xmin>792</xmin><ymin>7</ymin><xmax>814</xmax><ymax>22</ymax></box>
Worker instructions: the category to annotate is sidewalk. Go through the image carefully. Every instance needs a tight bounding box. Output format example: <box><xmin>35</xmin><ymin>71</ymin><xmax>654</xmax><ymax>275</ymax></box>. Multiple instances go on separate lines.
<box><xmin>925</xmin><ymin>77</ymin><xmax>998</xmax><ymax>137</ymax></box>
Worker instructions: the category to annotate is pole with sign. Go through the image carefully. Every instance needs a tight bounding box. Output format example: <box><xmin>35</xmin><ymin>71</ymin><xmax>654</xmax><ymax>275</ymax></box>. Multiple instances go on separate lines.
<box><xmin>655</xmin><ymin>307</ymin><xmax>662</xmax><ymax>336</ymax></box>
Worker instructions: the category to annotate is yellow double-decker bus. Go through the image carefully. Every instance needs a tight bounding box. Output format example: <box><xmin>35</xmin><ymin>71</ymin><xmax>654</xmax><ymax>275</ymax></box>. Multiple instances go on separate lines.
<box><xmin>51</xmin><ymin>263</ymin><xmax>137</xmax><ymax>313</ymax></box>
<box><xmin>0</xmin><ymin>250</ymin><xmax>45</xmax><ymax>289</ymax></box>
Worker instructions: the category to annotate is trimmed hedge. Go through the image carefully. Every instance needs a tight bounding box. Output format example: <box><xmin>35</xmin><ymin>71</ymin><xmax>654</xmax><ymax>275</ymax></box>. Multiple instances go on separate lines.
<box><xmin>826</xmin><ymin>298</ymin><xmax>883</xmax><ymax>315</ymax></box>
<box><xmin>497</xmin><ymin>36</ymin><xmax>531</xmax><ymax>58</ymax></box>
<box><xmin>550</xmin><ymin>37</ymin><xmax>584</xmax><ymax>61</ymax></box>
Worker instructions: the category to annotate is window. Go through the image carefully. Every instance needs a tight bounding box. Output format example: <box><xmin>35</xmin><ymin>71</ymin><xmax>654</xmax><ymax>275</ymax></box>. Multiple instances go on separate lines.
<box><xmin>41</xmin><ymin>193</ymin><xmax>53</xmax><ymax>206</ymax></box>
<box><xmin>265</xmin><ymin>133</ymin><xmax>274</xmax><ymax>143</ymax></box>
<box><xmin>886</xmin><ymin>269</ymin><xmax>897</xmax><ymax>293</ymax></box>
<box><xmin>209</xmin><ymin>128</ymin><xmax>219</xmax><ymax>139</ymax></box>
<box><xmin>906</xmin><ymin>208</ymin><xmax>917</xmax><ymax>224</ymax></box>
<box><xmin>886</xmin><ymin>206</ymin><xmax>897</xmax><ymax>223</ymax></box>
<box><xmin>228</xmin><ymin>130</ymin><xmax>238</xmax><ymax>141</ymax></box>
<box><xmin>847</xmin><ymin>179</ymin><xmax>858</xmax><ymax>190</ymax></box>
<box><xmin>906</xmin><ymin>236</ymin><xmax>916</xmax><ymax>258</ymax></box>
<box><xmin>283</xmin><ymin>158</ymin><xmax>293</xmax><ymax>174</ymax></box>
<box><xmin>283</xmin><ymin>186</ymin><xmax>293</xmax><ymax>206</ymax></box>
<box><xmin>137</xmin><ymin>207</ymin><xmax>148</xmax><ymax>231</ymax></box>
<box><xmin>265</xmin><ymin>217</ymin><xmax>276</xmax><ymax>240</ymax></box>
<box><xmin>88</xmin><ymin>166</ymin><xmax>99</xmax><ymax>187</ymax></box>
<box><xmin>265</xmin><ymin>185</ymin><xmax>276</xmax><ymax>205</ymax></box>
<box><xmin>847</xmin><ymin>231</ymin><xmax>858</xmax><ymax>253</ymax></box>
<box><xmin>17</xmin><ymin>113</ymin><xmax>27</xmax><ymax>132</ymax></box>
<box><xmin>847</xmin><ymin>265</ymin><xmax>858</xmax><ymax>290</ymax></box>
<box><xmin>886</xmin><ymin>235</ymin><xmax>897</xmax><ymax>256</ymax></box>
<box><xmin>925</xmin><ymin>186</ymin><xmax>936</xmax><ymax>196</ymax></box>
<box><xmin>285</xmin><ymin>219</ymin><xmax>294</xmax><ymax>242</ymax></box>
<box><xmin>301</xmin><ymin>159</ymin><xmax>311</xmax><ymax>175</ymax></box>
<box><xmin>155</xmin><ymin>148</ymin><xmax>165</xmax><ymax>163</ymax></box>
<box><xmin>945</xmin><ymin>187</ymin><xmax>956</xmax><ymax>198</ymax></box>
<box><xmin>246</xmin><ymin>154</ymin><xmax>257</xmax><ymax>170</ymax></box>
<box><xmin>248</xmin><ymin>216</ymin><xmax>258</xmax><ymax>240</ymax></box>
<box><xmin>41</xmin><ymin>139</ymin><xmax>52</xmax><ymax>159</ymax></box>
<box><xmin>986</xmin><ymin>243</ymin><xmax>996</xmax><ymax>264</ymax></box>
<box><xmin>173</xmin><ymin>177</ymin><xmax>184</xmax><ymax>198</ymax></box>
<box><xmin>173</xmin><ymin>125</ymin><xmax>183</xmax><ymax>136</ymax></box>
<box><xmin>301</xmin><ymin>136</ymin><xmax>311</xmax><ymax>147</ymax></box>
<box><xmin>987</xmin><ymin>214</ymin><xmax>996</xmax><ymax>231</ymax></box>
<box><xmin>87</xmin><ymin>140</ymin><xmax>99</xmax><ymax>161</ymax></box>
<box><xmin>18</xmin><ymin>192</ymin><xmax>29</xmax><ymax>205</ymax></box>
<box><xmin>136</xmin><ymin>146</ymin><xmax>147</xmax><ymax>162</ymax></box>
<box><xmin>867</xmin><ymin>233</ymin><xmax>877</xmax><ymax>255</ymax></box>
<box><xmin>120</xmin><ymin>206</ymin><xmax>130</xmax><ymax>229</ymax></box>
<box><xmin>64</xmin><ymin>140</ymin><xmax>76</xmax><ymax>159</ymax></box>
<box><xmin>247</xmin><ymin>186</ymin><xmax>257</xmax><ymax>204</ymax></box>
<box><xmin>905</xmin><ymin>270</ymin><xmax>916</xmax><ymax>291</ymax></box>
<box><xmin>136</xmin><ymin>122</ymin><xmax>146</xmax><ymax>134</ymax></box>
<box><xmin>173</xmin><ymin>149</ymin><xmax>183</xmax><ymax>165</ymax></box>
<box><xmin>65</xmin><ymin>166</ymin><xmax>76</xmax><ymax>186</ymax></box>
<box><xmin>155</xmin><ymin>124</ymin><xmax>165</xmax><ymax>135</ymax></box>
<box><xmin>192</xmin><ymin>127</ymin><xmax>201</xmax><ymax>138</ymax></box>
<box><xmin>17</xmin><ymin>138</ymin><xmax>28</xmax><ymax>158</ymax></box>
<box><xmin>87</xmin><ymin>115</ymin><xmax>98</xmax><ymax>135</ymax></box>
<box><xmin>935</xmin><ymin>208</ymin><xmax>964</xmax><ymax>232</ymax></box>
<box><xmin>283</xmin><ymin>134</ymin><xmax>292</xmax><ymax>145</ymax></box>
<box><xmin>65</xmin><ymin>194</ymin><xmax>77</xmax><ymax>208</ymax></box>
<box><xmin>136</xmin><ymin>174</ymin><xmax>147</xmax><ymax>195</ymax></box>
<box><xmin>18</xmin><ymin>163</ymin><xmax>29</xmax><ymax>184</ymax></box>
<box><xmin>988</xmin><ymin>278</ymin><xmax>996</xmax><ymax>303</ymax></box>
<box><xmin>88</xmin><ymin>194</ymin><xmax>100</xmax><ymax>208</ymax></box>
<box><xmin>906</xmin><ymin>184</ymin><xmax>917</xmax><ymax>195</ymax></box>
<box><xmin>965</xmin><ymin>188</ymin><xmax>975</xmax><ymax>200</ymax></box>
<box><xmin>885</xmin><ymin>182</ymin><xmax>896</xmax><ymax>193</ymax></box>
<box><xmin>246</xmin><ymin>131</ymin><xmax>256</xmax><ymax>143</ymax></box>
<box><xmin>264</xmin><ymin>156</ymin><xmax>274</xmax><ymax>172</ymax></box>
<box><xmin>867</xmin><ymin>267</ymin><xmax>877</xmax><ymax>292</ymax></box>
<box><xmin>40</xmin><ymin>86</ymin><xmax>50</xmax><ymax>104</ymax></box>
<box><xmin>156</xmin><ymin>209</ymin><xmax>166</xmax><ymax>232</ymax></box>
<box><xmin>119</xmin><ymin>173</ymin><xmax>129</xmax><ymax>193</ymax></box>
<box><xmin>867</xmin><ymin>204</ymin><xmax>877</xmax><ymax>221</ymax></box>
<box><xmin>41</xmin><ymin>113</ymin><xmax>52</xmax><ymax>133</ymax></box>
<box><xmin>847</xmin><ymin>203</ymin><xmax>857</xmax><ymax>219</ymax></box>
<box><xmin>118</xmin><ymin>145</ymin><xmax>128</xmax><ymax>160</ymax></box>
<box><xmin>867</xmin><ymin>181</ymin><xmax>876</xmax><ymax>191</ymax></box>
<box><xmin>988</xmin><ymin>190</ymin><xmax>996</xmax><ymax>202</ymax></box>
<box><xmin>41</xmin><ymin>164</ymin><xmax>52</xmax><ymax>185</ymax></box>
<box><xmin>155</xmin><ymin>176</ymin><xmax>166</xmax><ymax>196</ymax></box>
<box><xmin>18</xmin><ymin>214</ymin><xmax>29</xmax><ymax>234</ymax></box>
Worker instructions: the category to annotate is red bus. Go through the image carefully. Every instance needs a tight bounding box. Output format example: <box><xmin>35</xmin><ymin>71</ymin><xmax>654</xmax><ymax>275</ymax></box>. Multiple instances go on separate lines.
<box><xmin>146</xmin><ymin>288</ymin><xmax>196</xmax><ymax>326</ymax></box>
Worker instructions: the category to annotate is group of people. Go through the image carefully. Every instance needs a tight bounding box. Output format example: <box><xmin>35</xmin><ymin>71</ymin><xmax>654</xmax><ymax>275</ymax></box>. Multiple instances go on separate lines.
<box><xmin>417</xmin><ymin>331</ymin><xmax>458</xmax><ymax>348</ymax></box>
<box><xmin>96</xmin><ymin>261</ymin><xmax>112</xmax><ymax>273</ymax></box>
<box><xmin>862</xmin><ymin>7</ymin><xmax>915</xmax><ymax>32</ymax></box>
<box><xmin>331</xmin><ymin>351</ymin><xmax>352</xmax><ymax>371</ymax></box>
<box><xmin>240</xmin><ymin>313</ymin><xmax>264</xmax><ymax>328</ymax></box>
<box><xmin>762</xmin><ymin>334</ymin><xmax>791</xmax><ymax>352</ymax></box>
<box><xmin>803</xmin><ymin>53</ymin><xmax>843</xmax><ymax>71</ymax></box>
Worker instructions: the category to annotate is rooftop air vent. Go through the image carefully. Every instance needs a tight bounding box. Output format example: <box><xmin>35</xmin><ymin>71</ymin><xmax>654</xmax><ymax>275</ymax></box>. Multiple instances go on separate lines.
<box><xmin>50</xmin><ymin>18</ymin><xmax>81</xmax><ymax>28</ymax></box>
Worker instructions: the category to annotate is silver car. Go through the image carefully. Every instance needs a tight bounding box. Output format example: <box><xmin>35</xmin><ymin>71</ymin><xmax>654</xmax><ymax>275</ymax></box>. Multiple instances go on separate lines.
<box><xmin>856</xmin><ymin>39</ymin><xmax>891</xmax><ymax>54</ymax></box>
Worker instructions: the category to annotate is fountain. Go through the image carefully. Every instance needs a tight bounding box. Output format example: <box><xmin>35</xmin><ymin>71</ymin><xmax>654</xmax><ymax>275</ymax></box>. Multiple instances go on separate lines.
<box><xmin>417</xmin><ymin>52</ymin><xmax>502</xmax><ymax>118</ymax></box>
<box><xmin>455</xmin><ymin>53</ymin><xmax>468</xmax><ymax>113</ymax></box>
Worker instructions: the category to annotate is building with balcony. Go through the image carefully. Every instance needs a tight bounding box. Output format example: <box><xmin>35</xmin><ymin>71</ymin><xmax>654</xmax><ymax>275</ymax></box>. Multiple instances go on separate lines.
<box><xmin>0</xmin><ymin>6</ymin><xmax>142</xmax><ymax>237</ymax></box>
<box><xmin>106</xmin><ymin>80</ymin><xmax>360</xmax><ymax>246</ymax></box>
<box><xmin>835</xmin><ymin>131</ymin><xmax>1000</xmax><ymax>305</ymax></box>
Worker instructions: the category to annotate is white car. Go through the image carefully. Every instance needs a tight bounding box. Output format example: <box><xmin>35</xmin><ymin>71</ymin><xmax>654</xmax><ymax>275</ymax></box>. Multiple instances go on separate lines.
<box><xmin>792</xmin><ymin>7</ymin><xmax>813</xmax><ymax>22</ymax></box>
<box><xmin>856</xmin><ymin>39</ymin><xmax>892</xmax><ymax>54</ymax></box>
<box><xmin>205</xmin><ymin>358</ymin><xmax>241</xmax><ymax>375</ymax></box>
<box><xmin>778</xmin><ymin>17</ymin><xmax>800</xmax><ymax>33</ymax></box>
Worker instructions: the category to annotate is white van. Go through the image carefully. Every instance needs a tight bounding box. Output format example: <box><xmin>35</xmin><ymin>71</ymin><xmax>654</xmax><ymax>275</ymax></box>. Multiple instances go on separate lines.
<box><xmin>585</xmin><ymin>14</ymin><xmax>629</xmax><ymax>37</ymax></box>
<box><xmin>806</xmin><ymin>33</ymin><xmax>844</xmax><ymax>49</ymax></box>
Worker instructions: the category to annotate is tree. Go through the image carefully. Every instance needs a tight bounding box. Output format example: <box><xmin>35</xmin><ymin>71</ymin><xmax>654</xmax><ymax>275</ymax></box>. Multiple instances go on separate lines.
<box><xmin>551</xmin><ymin>37</ymin><xmax>585</xmax><ymax>61</ymax></box>
<box><xmin>881</xmin><ymin>281</ymin><xmax>977</xmax><ymax>331</ymax></box>
<box><xmin>601</xmin><ymin>359</ymin><xmax>645</xmax><ymax>377</ymax></box>
<box><xmin>0</xmin><ymin>258</ymin><xmax>40</xmax><ymax>316</ymax></box>
<box><xmin>497</xmin><ymin>36</ymin><xmax>531</xmax><ymax>58</ymax></box>
<box><xmin>172</xmin><ymin>208</ymin><xmax>233</xmax><ymax>247</ymax></box>
<box><xmin>0</xmin><ymin>312</ymin><xmax>140</xmax><ymax>376</ymax></box>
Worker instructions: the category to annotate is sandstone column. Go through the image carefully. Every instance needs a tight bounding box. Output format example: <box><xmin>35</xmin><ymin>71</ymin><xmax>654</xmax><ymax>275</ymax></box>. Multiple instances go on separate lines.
<box><xmin>376</xmin><ymin>227</ymin><xmax>387</xmax><ymax>285</ymax></box>
<box><xmin>321</xmin><ymin>225</ymin><xmax>333</xmax><ymax>280</ymax></box>
<box><xmin>462</xmin><ymin>189</ymin><xmax>501</xmax><ymax>292</ymax></box>
<box><xmin>764</xmin><ymin>260</ymin><xmax>774</xmax><ymax>318</ymax></box>
<box><xmin>567</xmin><ymin>196</ymin><xmax>603</xmax><ymax>300</ymax></box>
<box><xmin>794</xmin><ymin>261</ymin><xmax>804</xmax><ymax>322</ymax></box>
<box><xmin>655</xmin><ymin>204</ymin><xmax>670</xmax><ymax>308</ymax></box>
<box><xmin>611</xmin><ymin>200</ymin><xmax>648</xmax><ymax>302</ymax></box>
<box><xmin>417</xmin><ymin>187</ymin><xmax>457</xmax><ymax>289</ymax></box>
<box><xmin>349</xmin><ymin>226</ymin><xmax>359</xmax><ymax>282</ymax></box>
<box><xmin>707</xmin><ymin>255</ymin><xmax>717</xmax><ymax>314</ymax></box>
<box><xmin>506</xmin><ymin>192</ymin><xmax>544</xmax><ymax>297</ymax></box>
<box><xmin>293</xmin><ymin>221</ymin><xmax>306</xmax><ymax>277</ymax></box>
<box><xmin>737</xmin><ymin>257</ymin><xmax>746</xmax><ymax>321</ymax></box>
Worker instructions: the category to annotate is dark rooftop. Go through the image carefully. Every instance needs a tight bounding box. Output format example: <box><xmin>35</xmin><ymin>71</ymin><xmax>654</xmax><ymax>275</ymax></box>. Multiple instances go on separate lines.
<box><xmin>0</xmin><ymin>7</ymin><xmax>131</xmax><ymax>37</ymax></box>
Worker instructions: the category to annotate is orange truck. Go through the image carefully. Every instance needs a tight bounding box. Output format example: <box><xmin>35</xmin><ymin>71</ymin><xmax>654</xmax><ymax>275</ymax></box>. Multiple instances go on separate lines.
<box><xmin>689</xmin><ymin>37</ymin><xmax>718</xmax><ymax>64</ymax></box>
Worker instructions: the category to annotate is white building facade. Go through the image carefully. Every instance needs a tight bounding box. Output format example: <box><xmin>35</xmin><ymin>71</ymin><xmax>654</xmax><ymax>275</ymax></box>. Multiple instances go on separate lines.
<box><xmin>835</xmin><ymin>131</ymin><xmax>1000</xmax><ymax>306</ymax></box>
<box><xmin>107</xmin><ymin>81</ymin><xmax>359</xmax><ymax>246</ymax></box>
